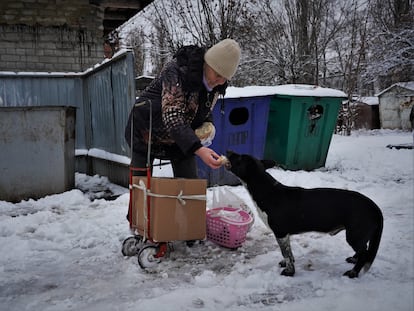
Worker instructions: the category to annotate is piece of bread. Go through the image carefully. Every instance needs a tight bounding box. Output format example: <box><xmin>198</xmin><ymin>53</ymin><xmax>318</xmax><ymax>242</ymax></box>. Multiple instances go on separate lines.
<box><xmin>195</xmin><ymin>122</ymin><xmax>215</xmax><ymax>140</ymax></box>
<box><xmin>218</xmin><ymin>155</ymin><xmax>229</xmax><ymax>165</ymax></box>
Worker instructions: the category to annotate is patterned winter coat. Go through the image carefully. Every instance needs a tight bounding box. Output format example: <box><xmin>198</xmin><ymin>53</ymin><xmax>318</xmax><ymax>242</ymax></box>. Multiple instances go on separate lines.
<box><xmin>125</xmin><ymin>45</ymin><xmax>227</xmax><ymax>160</ymax></box>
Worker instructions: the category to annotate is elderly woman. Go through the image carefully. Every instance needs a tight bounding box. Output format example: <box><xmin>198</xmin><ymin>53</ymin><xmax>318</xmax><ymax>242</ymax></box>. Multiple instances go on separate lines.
<box><xmin>125</xmin><ymin>39</ymin><xmax>241</xmax><ymax>178</ymax></box>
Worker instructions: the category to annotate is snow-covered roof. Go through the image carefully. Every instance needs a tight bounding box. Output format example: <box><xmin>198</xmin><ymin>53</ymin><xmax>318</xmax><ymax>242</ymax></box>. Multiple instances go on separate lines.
<box><xmin>351</xmin><ymin>96</ymin><xmax>379</xmax><ymax>106</ymax></box>
<box><xmin>224</xmin><ymin>84</ymin><xmax>347</xmax><ymax>99</ymax></box>
<box><xmin>375</xmin><ymin>81</ymin><xmax>414</xmax><ymax>97</ymax></box>
<box><xmin>135</xmin><ymin>75</ymin><xmax>155</xmax><ymax>80</ymax></box>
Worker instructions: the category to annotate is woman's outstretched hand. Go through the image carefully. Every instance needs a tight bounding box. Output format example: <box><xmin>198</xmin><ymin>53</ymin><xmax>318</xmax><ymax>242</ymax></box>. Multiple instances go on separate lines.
<box><xmin>195</xmin><ymin>146</ymin><xmax>222</xmax><ymax>169</ymax></box>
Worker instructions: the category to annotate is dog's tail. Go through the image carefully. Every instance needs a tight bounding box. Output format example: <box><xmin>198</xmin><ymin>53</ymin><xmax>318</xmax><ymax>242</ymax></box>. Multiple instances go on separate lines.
<box><xmin>363</xmin><ymin>213</ymin><xmax>384</xmax><ymax>272</ymax></box>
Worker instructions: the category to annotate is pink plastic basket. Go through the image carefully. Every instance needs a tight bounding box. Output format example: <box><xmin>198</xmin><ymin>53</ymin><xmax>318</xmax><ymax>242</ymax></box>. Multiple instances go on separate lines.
<box><xmin>206</xmin><ymin>207</ymin><xmax>253</xmax><ymax>249</ymax></box>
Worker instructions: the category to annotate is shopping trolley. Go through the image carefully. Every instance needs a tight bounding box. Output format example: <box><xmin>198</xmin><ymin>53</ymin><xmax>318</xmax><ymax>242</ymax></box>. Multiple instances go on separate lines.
<box><xmin>121</xmin><ymin>100</ymin><xmax>207</xmax><ymax>269</ymax></box>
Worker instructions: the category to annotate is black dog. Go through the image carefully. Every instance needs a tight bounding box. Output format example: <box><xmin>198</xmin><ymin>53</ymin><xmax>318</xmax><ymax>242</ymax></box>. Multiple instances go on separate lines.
<box><xmin>225</xmin><ymin>151</ymin><xmax>383</xmax><ymax>278</ymax></box>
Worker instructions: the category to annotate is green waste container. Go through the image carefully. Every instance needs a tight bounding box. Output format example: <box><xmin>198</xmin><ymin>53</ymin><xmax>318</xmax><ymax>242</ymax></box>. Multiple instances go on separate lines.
<box><xmin>264</xmin><ymin>85</ymin><xmax>346</xmax><ymax>171</ymax></box>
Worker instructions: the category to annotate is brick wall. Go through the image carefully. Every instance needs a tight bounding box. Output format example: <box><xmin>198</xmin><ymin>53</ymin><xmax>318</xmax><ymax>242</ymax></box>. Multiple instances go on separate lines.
<box><xmin>0</xmin><ymin>0</ymin><xmax>105</xmax><ymax>72</ymax></box>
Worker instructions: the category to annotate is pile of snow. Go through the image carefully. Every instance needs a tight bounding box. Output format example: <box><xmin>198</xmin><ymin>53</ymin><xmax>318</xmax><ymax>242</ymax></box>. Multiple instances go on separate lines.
<box><xmin>1</xmin><ymin>130</ymin><xmax>413</xmax><ymax>311</ymax></box>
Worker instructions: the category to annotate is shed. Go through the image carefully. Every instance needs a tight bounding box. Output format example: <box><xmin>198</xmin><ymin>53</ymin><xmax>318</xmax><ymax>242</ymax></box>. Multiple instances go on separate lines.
<box><xmin>135</xmin><ymin>75</ymin><xmax>155</xmax><ymax>96</ymax></box>
<box><xmin>350</xmin><ymin>96</ymin><xmax>380</xmax><ymax>130</ymax></box>
<box><xmin>376</xmin><ymin>82</ymin><xmax>414</xmax><ymax>130</ymax></box>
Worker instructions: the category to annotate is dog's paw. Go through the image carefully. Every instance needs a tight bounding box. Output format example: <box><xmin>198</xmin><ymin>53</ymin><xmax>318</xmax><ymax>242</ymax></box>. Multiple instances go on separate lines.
<box><xmin>281</xmin><ymin>268</ymin><xmax>295</xmax><ymax>277</ymax></box>
<box><xmin>343</xmin><ymin>269</ymin><xmax>359</xmax><ymax>278</ymax></box>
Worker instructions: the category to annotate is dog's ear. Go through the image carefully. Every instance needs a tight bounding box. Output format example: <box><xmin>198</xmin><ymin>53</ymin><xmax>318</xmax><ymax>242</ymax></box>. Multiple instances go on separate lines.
<box><xmin>261</xmin><ymin>159</ymin><xmax>277</xmax><ymax>169</ymax></box>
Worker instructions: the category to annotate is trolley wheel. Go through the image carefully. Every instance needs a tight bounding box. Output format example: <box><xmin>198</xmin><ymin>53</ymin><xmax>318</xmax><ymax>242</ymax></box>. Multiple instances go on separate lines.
<box><xmin>121</xmin><ymin>235</ymin><xmax>143</xmax><ymax>257</ymax></box>
<box><xmin>138</xmin><ymin>245</ymin><xmax>163</xmax><ymax>269</ymax></box>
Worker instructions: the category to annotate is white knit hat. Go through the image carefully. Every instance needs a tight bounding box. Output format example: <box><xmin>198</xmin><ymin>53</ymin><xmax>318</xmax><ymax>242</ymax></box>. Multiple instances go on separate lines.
<box><xmin>204</xmin><ymin>39</ymin><xmax>241</xmax><ymax>80</ymax></box>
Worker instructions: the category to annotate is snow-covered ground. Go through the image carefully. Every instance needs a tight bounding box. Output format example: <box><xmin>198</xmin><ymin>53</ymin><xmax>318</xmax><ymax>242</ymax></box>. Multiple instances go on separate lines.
<box><xmin>1</xmin><ymin>130</ymin><xmax>413</xmax><ymax>311</ymax></box>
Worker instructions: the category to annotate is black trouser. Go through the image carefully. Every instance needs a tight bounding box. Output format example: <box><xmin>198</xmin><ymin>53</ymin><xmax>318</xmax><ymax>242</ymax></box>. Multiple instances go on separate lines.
<box><xmin>130</xmin><ymin>151</ymin><xmax>198</xmax><ymax>178</ymax></box>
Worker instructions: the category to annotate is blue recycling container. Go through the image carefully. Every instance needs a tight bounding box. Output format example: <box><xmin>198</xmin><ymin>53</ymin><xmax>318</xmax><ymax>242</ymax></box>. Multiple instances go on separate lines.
<box><xmin>197</xmin><ymin>95</ymin><xmax>270</xmax><ymax>186</ymax></box>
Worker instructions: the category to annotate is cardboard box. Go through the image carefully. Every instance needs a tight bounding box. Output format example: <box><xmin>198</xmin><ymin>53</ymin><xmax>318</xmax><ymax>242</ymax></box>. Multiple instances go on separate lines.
<box><xmin>131</xmin><ymin>176</ymin><xmax>207</xmax><ymax>242</ymax></box>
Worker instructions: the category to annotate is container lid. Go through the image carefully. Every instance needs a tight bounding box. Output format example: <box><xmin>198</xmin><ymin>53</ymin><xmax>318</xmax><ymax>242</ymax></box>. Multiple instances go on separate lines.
<box><xmin>224</xmin><ymin>84</ymin><xmax>347</xmax><ymax>99</ymax></box>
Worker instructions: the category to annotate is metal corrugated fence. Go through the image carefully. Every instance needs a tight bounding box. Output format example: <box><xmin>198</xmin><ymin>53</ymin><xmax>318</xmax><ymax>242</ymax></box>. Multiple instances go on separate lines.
<box><xmin>0</xmin><ymin>51</ymin><xmax>135</xmax><ymax>184</ymax></box>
